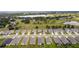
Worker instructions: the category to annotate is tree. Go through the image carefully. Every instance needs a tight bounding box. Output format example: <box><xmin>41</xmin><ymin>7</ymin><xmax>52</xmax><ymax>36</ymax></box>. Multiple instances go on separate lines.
<box><xmin>71</xmin><ymin>25</ymin><xmax>74</xmax><ymax>28</ymax></box>
<box><xmin>8</xmin><ymin>24</ymin><xmax>14</xmax><ymax>30</ymax></box>
<box><xmin>46</xmin><ymin>25</ymin><xmax>50</xmax><ymax>29</ymax></box>
<box><xmin>21</xmin><ymin>19</ymin><xmax>30</xmax><ymax>24</ymax></box>
<box><xmin>35</xmin><ymin>26</ymin><xmax>38</xmax><ymax>29</ymax></box>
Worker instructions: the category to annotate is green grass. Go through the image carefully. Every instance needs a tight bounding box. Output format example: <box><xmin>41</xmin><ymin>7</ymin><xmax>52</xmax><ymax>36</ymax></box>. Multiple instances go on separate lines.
<box><xmin>5</xmin><ymin>43</ymin><xmax>79</xmax><ymax>48</ymax></box>
<box><xmin>0</xmin><ymin>38</ymin><xmax>6</xmax><ymax>46</ymax></box>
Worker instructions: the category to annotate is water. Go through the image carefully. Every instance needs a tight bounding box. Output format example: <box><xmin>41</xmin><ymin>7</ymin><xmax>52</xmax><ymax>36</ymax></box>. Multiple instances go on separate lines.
<box><xmin>17</xmin><ymin>15</ymin><xmax>47</xmax><ymax>18</ymax></box>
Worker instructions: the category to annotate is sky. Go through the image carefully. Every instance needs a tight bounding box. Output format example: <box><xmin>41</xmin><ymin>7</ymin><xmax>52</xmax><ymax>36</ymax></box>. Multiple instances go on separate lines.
<box><xmin>0</xmin><ymin>0</ymin><xmax>79</xmax><ymax>11</ymax></box>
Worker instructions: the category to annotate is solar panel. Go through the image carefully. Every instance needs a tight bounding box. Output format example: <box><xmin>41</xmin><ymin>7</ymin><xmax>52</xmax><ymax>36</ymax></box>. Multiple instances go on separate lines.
<box><xmin>3</xmin><ymin>38</ymin><xmax>13</xmax><ymax>45</ymax></box>
<box><xmin>43</xmin><ymin>29</ymin><xmax>47</xmax><ymax>34</ymax></box>
<box><xmin>30</xmin><ymin>36</ymin><xmax>35</xmax><ymax>44</ymax></box>
<box><xmin>48</xmin><ymin>29</ymin><xmax>53</xmax><ymax>33</ymax></box>
<box><xmin>59</xmin><ymin>36</ymin><xmax>70</xmax><ymax>44</ymax></box>
<box><xmin>21</xmin><ymin>36</ymin><xmax>29</xmax><ymax>45</ymax></box>
<box><xmin>74</xmin><ymin>36</ymin><xmax>79</xmax><ymax>42</ymax></box>
<box><xmin>67</xmin><ymin>36</ymin><xmax>78</xmax><ymax>44</ymax></box>
<box><xmin>71</xmin><ymin>29</ymin><xmax>78</xmax><ymax>32</ymax></box>
<box><xmin>46</xmin><ymin>37</ymin><xmax>52</xmax><ymax>44</ymax></box>
<box><xmin>38</xmin><ymin>36</ymin><xmax>44</xmax><ymax>45</ymax></box>
<box><xmin>53</xmin><ymin>36</ymin><xmax>62</xmax><ymax>45</ymax></box>
<box><xmin>10</xmin><ymin>36</ymin><xmax>22</xmax><ymax>45</ymax></box>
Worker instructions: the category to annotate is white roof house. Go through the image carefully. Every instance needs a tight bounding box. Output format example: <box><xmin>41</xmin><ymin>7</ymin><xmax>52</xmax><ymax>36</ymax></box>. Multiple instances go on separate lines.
<box><xmin>64</xmin><ymin>21</ymin><xmax>79</xmax><ymax>26</ymax></box>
